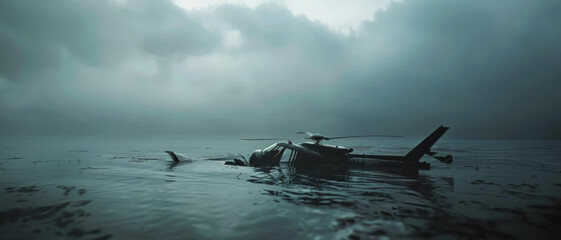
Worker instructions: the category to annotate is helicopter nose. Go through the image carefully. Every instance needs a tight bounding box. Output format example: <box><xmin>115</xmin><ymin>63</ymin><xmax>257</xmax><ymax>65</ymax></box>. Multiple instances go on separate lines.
<box><xmin>248</xmin><ymin>150</ymin><xmax>262</xmax><ymax>166</ymax></box>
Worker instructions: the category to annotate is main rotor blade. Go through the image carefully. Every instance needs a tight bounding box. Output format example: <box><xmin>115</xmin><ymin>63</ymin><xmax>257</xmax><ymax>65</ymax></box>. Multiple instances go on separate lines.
<box><xmin>328</xmin><ymin>134</ymin><xmax>403</xmax><ymax>140</ymax></box>
<box><xmin>296</xmin><ymin>132</ymin><xmax>315</xmax><ymax>137</ymax></box>
<box><xmin>241</xmin><ymin>138</ymin><xmax>282</xmax><ymax>141</ymax></box>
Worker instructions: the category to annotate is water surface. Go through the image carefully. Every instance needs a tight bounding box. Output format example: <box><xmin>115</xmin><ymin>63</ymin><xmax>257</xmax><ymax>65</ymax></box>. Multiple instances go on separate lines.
<box><xmin>1</xmin><ymin>137</ymin><xmax>560</xmax><ymax>239</ymax></box>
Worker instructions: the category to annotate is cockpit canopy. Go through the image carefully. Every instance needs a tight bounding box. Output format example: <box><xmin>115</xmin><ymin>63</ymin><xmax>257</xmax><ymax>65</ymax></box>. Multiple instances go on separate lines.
<box><xmin>250</xmin><ymin>142</ymin><xmax>325</xmax><ymax>167</ymax></box>
<box><xmin>261</xmin><ymin>143</ymin><xmax>281</xmax><ymax>156</ymax></box>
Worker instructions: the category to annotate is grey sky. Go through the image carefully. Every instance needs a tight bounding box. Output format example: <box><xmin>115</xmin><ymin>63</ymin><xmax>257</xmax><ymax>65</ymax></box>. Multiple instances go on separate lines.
<box><xmin>0</xmin><ymin>0</ymin><xmax>560</xmax><ymax>139</ymax></box>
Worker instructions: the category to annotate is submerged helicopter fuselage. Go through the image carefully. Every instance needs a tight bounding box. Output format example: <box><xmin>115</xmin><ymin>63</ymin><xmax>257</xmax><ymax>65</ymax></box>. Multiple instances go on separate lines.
<box><xmin>245</xmin><ymin>126</ymin><xmax>451</xmax><ymax>169</ymax></box>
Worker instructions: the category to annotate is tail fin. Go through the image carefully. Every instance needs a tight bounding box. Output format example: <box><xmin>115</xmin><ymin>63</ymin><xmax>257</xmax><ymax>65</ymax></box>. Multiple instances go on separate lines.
<box><xmin>165</xmin><ymin>151</ymin><xmax>191</xmax><ymax>162</ymax></box>
<box><xmin>165</xmin><ymin>151</ymin><xmax>180</xmax><ymax>162</ymax></box>
<box><xmin>403</xmin><ymin>126</ymin><xmax>449</xmax><ymax>162</ymax></box>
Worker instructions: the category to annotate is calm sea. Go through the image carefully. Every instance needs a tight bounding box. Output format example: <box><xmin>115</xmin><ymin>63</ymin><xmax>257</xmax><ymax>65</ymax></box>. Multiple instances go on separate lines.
<box><xmin>1</xmin><ymin>137</ymin><xmax>560</xmax><ymax>239</ymax></box>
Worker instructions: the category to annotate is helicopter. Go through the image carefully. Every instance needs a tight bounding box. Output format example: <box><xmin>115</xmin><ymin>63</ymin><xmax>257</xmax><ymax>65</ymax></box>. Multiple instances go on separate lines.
<box><xmin>165</xmin><ymin>126</ymin><xmax>452</xmax><ymax>170</ymax></box>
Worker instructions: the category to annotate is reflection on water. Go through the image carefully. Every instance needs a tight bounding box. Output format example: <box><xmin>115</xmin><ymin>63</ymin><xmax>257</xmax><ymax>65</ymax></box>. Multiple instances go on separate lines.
<box><xmin>248</xmin><ymin>165</ymin><xmax>461</xmax><ymax>238</ymax></box>
<box><xmin>1</xmin><ymin>138</ymin><xmax>561</xmax><ymax>239</ymax></box>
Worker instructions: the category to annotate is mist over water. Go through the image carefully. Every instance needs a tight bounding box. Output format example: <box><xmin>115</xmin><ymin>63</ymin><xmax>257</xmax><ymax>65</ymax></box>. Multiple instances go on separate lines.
<box><xmin>1</xmin><ymin>137</ymin><xmax>560</xmax><ymax>239</ymax></box>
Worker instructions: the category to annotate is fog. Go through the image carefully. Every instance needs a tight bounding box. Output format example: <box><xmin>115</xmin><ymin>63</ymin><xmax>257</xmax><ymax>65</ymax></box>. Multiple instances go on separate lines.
<box><xmin>1</xmin><ymin>0</ymin><xmax>560</xmax><ymax>139</ymax></box>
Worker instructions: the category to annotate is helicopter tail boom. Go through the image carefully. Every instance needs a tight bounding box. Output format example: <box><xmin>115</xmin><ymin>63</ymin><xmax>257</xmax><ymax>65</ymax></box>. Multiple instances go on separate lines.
<box><xmin>347</xmin><ymin>126</ymin><xmax>449</xmax><ymax>163</ymax></box>
<box><xmin>403</xmin><ymin>125</ymin><xmax>449</xmax><ymax>162</ymax></box>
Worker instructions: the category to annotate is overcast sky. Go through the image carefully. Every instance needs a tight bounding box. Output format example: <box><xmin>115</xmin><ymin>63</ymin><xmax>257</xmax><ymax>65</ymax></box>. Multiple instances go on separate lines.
<box><xmin>1</xmin><ymin>0</ymin><xmax>560</xmax><ymax>139</ymax></box>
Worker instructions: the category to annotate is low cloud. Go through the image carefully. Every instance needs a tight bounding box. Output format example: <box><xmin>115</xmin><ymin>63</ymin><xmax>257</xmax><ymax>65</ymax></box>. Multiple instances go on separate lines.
<box><xmin>0</xmin><ymin>0</ymin><xmax>559</xmax><ymax>139</ymax></box>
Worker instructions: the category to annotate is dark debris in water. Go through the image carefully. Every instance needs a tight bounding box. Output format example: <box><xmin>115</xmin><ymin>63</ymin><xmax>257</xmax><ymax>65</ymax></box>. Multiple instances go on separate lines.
<box><xmin>471</xmin><ymin>179</ymin><xmax>500</xmax><ymax>186</ymax></box>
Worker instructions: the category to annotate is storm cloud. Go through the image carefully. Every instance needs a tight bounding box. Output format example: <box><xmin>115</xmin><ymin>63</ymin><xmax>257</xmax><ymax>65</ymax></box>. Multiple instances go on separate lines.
<box><xmin>0</xmin><ymin>0</ymin><xmax>559</xmax><ymax>139</ymax></box>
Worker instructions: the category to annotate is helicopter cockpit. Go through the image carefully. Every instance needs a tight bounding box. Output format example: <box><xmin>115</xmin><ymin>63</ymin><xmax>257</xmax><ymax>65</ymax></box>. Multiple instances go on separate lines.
<box><xmin>247</xmin><ymin>141</ymin><xmax>326</xmax><ymax>167</ymax></box>
<box><xmin>250</xmin><ymin>142</ymin><xmax>288</xmax><ymax>166</ymax></box>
